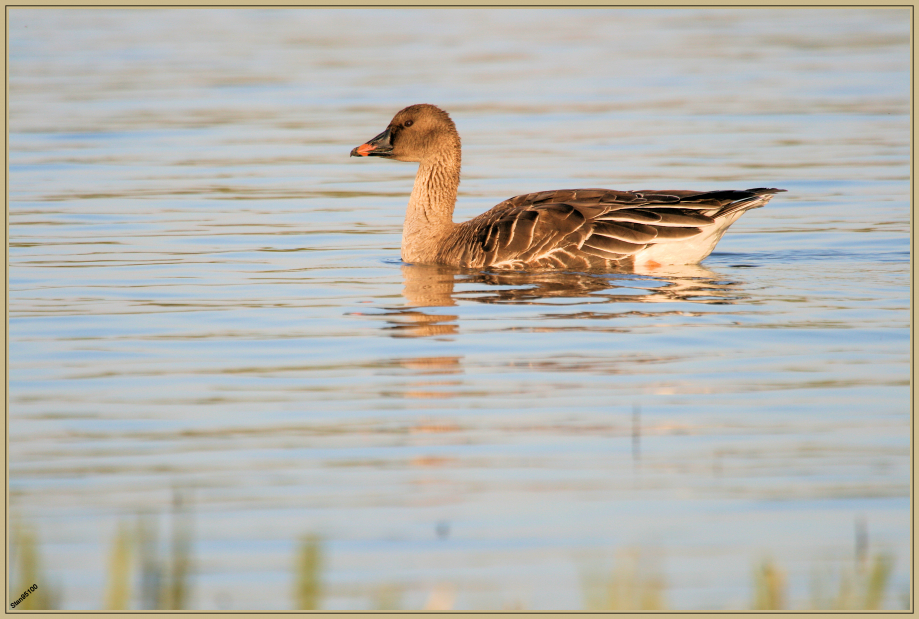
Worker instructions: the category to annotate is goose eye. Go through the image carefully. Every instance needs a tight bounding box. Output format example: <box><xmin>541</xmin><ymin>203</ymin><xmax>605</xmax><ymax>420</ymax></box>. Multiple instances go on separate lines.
<box><xmin>404</xmin><ymin>120</ymin><xmax>414</xmax><ymax>128</ymax></box>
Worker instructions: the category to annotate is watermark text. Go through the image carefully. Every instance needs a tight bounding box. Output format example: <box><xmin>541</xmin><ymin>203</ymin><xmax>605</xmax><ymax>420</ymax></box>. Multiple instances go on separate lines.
<box><xmin>11</xmin><ymin>583</ymin><xmax>38</xmax><ymax>608</ymax></box>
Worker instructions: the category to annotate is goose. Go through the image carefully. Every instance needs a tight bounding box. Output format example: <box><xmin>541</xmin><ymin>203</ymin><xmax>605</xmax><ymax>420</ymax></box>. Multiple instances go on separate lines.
<box><xmin>350</xmin><ymin>104</ymin><xmax>784</xmax><ymax>270</ymax></box>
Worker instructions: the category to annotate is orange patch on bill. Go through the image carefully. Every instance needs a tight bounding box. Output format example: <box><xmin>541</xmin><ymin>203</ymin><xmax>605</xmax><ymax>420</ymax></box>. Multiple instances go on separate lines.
<box><xmin>355</xmin><ymin>143</ymin><xmax>375</xmax><ymax>156</ymax></box>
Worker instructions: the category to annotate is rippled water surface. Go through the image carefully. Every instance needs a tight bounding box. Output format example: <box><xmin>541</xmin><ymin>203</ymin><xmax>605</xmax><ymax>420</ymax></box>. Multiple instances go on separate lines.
<box><xmin>8</xmin><ymin>8</ymin><xmax>911</xmax><ymax>611</ymax></box>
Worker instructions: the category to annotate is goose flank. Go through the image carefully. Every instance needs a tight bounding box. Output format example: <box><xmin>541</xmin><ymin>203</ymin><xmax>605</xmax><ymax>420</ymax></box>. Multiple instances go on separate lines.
<box><xmin>350</xmin><ymin>104</ymin><xmax>785</xmax><ymax>270</ymax></box>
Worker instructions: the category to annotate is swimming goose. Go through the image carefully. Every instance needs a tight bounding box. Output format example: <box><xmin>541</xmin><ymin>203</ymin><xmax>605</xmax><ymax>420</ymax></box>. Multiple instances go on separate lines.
<box><xmin>351</xmin><ymin>104</ymin><xmax>784</xmax><ymax>270</ymax></box>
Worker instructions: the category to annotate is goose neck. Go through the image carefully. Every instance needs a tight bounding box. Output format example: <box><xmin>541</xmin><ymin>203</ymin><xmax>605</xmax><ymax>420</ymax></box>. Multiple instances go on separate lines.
<box><xmin>402</xmin><ymin>152</ymin><xmax>460</xmax><ymax>262</ymax></box>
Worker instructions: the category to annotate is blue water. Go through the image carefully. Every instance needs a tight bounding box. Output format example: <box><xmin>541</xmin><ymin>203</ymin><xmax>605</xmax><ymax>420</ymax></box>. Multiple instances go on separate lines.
<box><xmin>7</xmin><ymin>7</ymin><xmax>911</xmax><ymax>611</ymax></box>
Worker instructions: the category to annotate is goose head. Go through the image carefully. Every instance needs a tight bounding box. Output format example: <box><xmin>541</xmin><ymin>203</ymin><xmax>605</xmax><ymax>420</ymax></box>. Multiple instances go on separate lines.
<box><xmin>350</xmin><ymin>104</ymin><xmax>461</xmax><ymax>164</ymax></box>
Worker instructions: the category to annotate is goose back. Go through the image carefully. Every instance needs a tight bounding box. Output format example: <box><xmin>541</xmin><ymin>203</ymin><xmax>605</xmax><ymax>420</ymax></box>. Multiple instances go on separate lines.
<box><xmin>437</xmin><ymin>187</ymin><xmax>784</xmax><ymax>269</ymax></box>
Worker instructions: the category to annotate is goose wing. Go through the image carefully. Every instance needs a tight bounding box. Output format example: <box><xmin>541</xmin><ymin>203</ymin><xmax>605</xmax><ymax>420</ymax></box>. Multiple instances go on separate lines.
<box><xmin>450</xmin><ymin>187</ymin><xmax>784</xmax><ymax>268</ymax></box>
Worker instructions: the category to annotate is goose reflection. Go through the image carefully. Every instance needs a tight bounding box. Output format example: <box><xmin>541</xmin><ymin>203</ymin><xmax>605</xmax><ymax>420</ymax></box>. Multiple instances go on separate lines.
<box><xmin>400</xmin><ymin>262</ymin><xmax>747</xmax><ymax>305</ymax></box>
<box><xmin>369</xmin><ymin>262</ymin><xmax>750</xmax><ymax>338</ymax></box>
<box><xmin>378</xmin><ymin>265</ymin><xmax>459</xmax><ymax>338</ymax></box>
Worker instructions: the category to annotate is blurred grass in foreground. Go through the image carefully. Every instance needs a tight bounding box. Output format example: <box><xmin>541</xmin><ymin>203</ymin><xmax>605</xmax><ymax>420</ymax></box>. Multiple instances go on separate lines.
<box><xmin>751</xmin><ymin>556</ymin><xmax>787</xmax><ymax>609</ymax></box>
<box><xmin>8</xmin><ymin>514</ymin><xmax>909</xmax><ymax>611</ymax></box>
<box><xmin>9</xmin><ymin>521</ymin><xmax>60</xmax><ymax>610</ymax></box>
<box><xmin>808</xmin><ymin>552</ymin><xmax>896</xmax><ymax>611</ymax></box>
<box><xmin>293</xmin><ymin>534</ymin><xmax>323</xmax><ymax>610</ymax></box>
<box><xmin>581</xmin><ymin>547</ymin><xmax>667</xmax><ymax>610</ymax></box>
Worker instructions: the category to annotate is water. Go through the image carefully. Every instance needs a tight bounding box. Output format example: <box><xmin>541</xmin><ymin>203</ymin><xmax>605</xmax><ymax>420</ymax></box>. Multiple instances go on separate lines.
<box><xmin>7</xmin><ymin>8</ymin><xmax>910</xmax><ymax>611</ymax></box>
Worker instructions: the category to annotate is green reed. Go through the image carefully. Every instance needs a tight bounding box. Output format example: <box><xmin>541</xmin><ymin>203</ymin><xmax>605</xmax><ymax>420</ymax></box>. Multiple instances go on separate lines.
<box><xmin>293</xmin><ymin>534</ymin><xmax>323</xmax><ymax>610</ymax></box>
<box><xmin>100</xmin><ymin>491</ymin><xmax>194</xmax><ymax>610</ymax></box>
<box><xmin>9</xmin><ymin>521</ymin><xmax>59</xmax><ymax>610</ymax></box>
<box><xmin>751</xmin><ymin>557</ymin><xmax>787</xmax><ymax>610</ymax></box>
<box><xmin>8</xmin><ymin>516</ymin><xmax>908</xmax><ymax>611</ymax></box>
<box><xmin>104</xmin><ymin>521</ymin><xmax>133</xmax><ymax>609</ymax></box>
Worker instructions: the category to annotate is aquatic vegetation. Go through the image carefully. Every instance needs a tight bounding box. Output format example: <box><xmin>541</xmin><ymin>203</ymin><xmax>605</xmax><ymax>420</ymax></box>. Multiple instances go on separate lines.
<box><xmin>7</xmin><ymin>517</ymin><xmax>908</xmax><ymax>611</ymax></box>
<box><xmin>581</xmin><ymin>547</ymin><xmax>667</xmax><ymax>611</ymax></box>
<box><xmin>104</xmin><ymin>522</ymin><xmax>133</xmax><ymax>609</ymax></box>
<box><xmin>751</xmin><ymin>557</ymin><xmax>786</xmax><ymax>610</ymax></box>
<box><xmin>808</xmin><ymin>552</ymin><xmax>896</xmax><ymax>610</ymax></box>
<box><xmin>9</xmin><ymin>522</ymin><xmax>59</xmax><ymax>610</ymax></box>
<box><xmin>293</xmin><ymin>534</ymin><xmax>323</xmax><ymax>610</ymax></box>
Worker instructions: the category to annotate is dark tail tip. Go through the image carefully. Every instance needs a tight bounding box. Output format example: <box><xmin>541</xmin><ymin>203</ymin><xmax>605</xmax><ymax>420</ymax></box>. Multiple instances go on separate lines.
<box><xmin>746</xmin><ymin>187</ymin><xmax>787</xmax><ymax>195</ymax></box>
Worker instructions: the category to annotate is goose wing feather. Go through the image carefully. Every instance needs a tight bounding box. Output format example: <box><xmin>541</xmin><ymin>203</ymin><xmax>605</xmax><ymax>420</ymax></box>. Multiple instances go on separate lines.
<box><xmin>451</xmin><ymin>187</ymin><xmax>784</xmax><ymax>268</ymax></box>
<box><xmin>634</xmin><ymin>209</ymin><xmax>715</xmax><ymax>226</ymax></box>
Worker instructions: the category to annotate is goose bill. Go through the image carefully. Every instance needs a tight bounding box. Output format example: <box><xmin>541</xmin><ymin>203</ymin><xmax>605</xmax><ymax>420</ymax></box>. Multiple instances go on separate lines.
<box><xmin>350</xmin><ymin>128</ymin><xmax>394</xmax><ymax>157</ymax></box>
